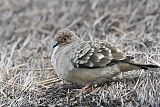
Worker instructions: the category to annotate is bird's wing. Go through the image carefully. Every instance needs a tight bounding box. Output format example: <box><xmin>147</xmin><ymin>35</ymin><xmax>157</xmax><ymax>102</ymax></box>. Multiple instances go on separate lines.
<box><xmin>71</xmin><ymin>41</ymin><xmax>127</xmax><ymax>68</ymax></box>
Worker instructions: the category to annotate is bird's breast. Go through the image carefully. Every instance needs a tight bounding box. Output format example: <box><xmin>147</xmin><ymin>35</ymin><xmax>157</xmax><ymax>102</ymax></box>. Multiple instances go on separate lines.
<box><xmin>51</xmin><ymin>46</ymin><xmax>75</xmax><ymax>79</ymax></box>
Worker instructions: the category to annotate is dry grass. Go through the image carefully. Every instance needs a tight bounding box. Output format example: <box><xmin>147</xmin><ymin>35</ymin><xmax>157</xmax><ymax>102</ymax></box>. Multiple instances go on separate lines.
<box><xmin>0</xmin><ymin>0</ymin><xmax>160</xmax><ymax>106</ymax></box>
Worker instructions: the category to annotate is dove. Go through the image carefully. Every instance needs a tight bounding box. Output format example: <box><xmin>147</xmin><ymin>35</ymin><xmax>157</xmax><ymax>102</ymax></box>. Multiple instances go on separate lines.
<box><xmin>51</xmin><ymin>29</ymin><xmax>160</xmax><ymax>86</ymax></box>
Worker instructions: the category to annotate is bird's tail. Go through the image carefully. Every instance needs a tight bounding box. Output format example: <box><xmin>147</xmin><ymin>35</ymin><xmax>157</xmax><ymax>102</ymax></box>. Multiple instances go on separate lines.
<box><xmin>127</xmin><ymin>62</ymin><xmax>160</xmax><ymax>70</ymax></box>
<box><xmin>118</xmin><ymin>61</ymin><xmax>160</xmax><ymax>72</ymax></box>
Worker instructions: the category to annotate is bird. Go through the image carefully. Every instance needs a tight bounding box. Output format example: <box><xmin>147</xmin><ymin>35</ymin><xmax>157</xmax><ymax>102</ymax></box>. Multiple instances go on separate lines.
<box><xmin>51</xmin><ymin>29</ymin><xmax>160</xmax><ymax>87</ymax></box>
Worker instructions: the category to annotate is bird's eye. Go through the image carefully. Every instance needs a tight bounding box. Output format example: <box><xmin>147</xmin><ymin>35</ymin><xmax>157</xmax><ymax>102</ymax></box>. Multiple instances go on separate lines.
<box><xmin>62</xmin><ymin>37</ymin><xmax>68</xmax><ymax>42</ymax></box>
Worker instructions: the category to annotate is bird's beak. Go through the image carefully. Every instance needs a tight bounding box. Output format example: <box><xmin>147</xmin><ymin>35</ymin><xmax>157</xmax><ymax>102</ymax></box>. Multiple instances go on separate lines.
<box><xmin>53</xmin><ymin>42</ymin><xmax>59</xmax><ymax>48</ymax></box>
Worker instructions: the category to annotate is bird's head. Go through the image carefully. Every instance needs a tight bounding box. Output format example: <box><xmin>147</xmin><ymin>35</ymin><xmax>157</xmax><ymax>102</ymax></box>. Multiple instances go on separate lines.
<box><xmin>53</xmin><ymin>29</ymin><xmax>80</xmax><ymax>48</ymax></box>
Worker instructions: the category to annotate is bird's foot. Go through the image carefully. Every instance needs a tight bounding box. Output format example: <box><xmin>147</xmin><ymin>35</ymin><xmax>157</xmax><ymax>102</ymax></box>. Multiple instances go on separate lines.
<box><xmin>79</xmin><ymin>83</ymin><xmax>95</xmax><ymax>94</ymax></box>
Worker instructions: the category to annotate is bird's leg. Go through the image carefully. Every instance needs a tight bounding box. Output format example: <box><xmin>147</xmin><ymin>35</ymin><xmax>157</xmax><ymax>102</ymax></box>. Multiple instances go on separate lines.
<box><xmin>81</xmin><ymin>83</ymin><xmax>92</xmax><ymax>93</ymax></box>
<box><xmin>80</xmin><ymin>77</ymin><xmax>114</xmax><ymax>93</ymax></box>
<box><xmin>80</xmin><ymin>80</ymin><xmax>101</xmax><ymax>93</ymax></box>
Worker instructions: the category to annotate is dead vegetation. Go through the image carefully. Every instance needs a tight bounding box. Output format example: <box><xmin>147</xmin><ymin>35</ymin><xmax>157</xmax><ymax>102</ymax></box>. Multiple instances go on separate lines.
<box><xmin>0</xmin><ymin>0</ymin><xmax>160</xmax><ymax>106</ymax></box>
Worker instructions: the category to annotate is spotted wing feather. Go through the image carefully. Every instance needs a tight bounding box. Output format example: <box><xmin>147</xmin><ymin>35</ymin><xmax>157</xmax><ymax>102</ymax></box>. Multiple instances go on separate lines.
<box><xmin>71</xmin><ymin>41</ymin><xmax>126</xmax><ymax>68</ymax></box>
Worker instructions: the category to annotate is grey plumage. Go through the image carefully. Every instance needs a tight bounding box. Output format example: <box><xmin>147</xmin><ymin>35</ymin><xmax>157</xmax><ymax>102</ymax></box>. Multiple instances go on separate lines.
<box><xmin>51</xmin><ymin>29</ymin><xmax>160</xmax><ymax>86</ymax></box>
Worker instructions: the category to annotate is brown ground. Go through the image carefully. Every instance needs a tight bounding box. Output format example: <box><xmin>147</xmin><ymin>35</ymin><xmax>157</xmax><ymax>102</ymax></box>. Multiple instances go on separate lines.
<box><xmin>0</xmin><ymin>0</ymin><xmax>160</xmax><ymax>107</ymax></box>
